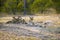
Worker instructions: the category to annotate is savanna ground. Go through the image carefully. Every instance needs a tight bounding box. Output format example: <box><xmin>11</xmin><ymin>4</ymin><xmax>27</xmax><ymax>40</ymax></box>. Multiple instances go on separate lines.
<box><xmin>0</xmin><ymin>13</ymin><xmax>60</xmax><ymax>40</ymax></box>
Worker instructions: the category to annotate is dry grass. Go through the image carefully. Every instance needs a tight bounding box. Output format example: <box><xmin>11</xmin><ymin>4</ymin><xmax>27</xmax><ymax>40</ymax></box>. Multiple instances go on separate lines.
<box><xmin>0</xmin><ymin>31</ymin><xmax>41</xmax><ymax>40</ymax></box>
<box><xmin>0</xmin><ymin>15</ymin><xmax>60</xmax><ymax>23</ymax></box>
<box><xmin>0</xmin><ymin>14</ymin><xmax>60</xmax><ymax>40</ymax></box>
<box><xmin>0</xmin><ymin>31</ymin><xmax>59</xmax><ymax>40</ymax></box>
